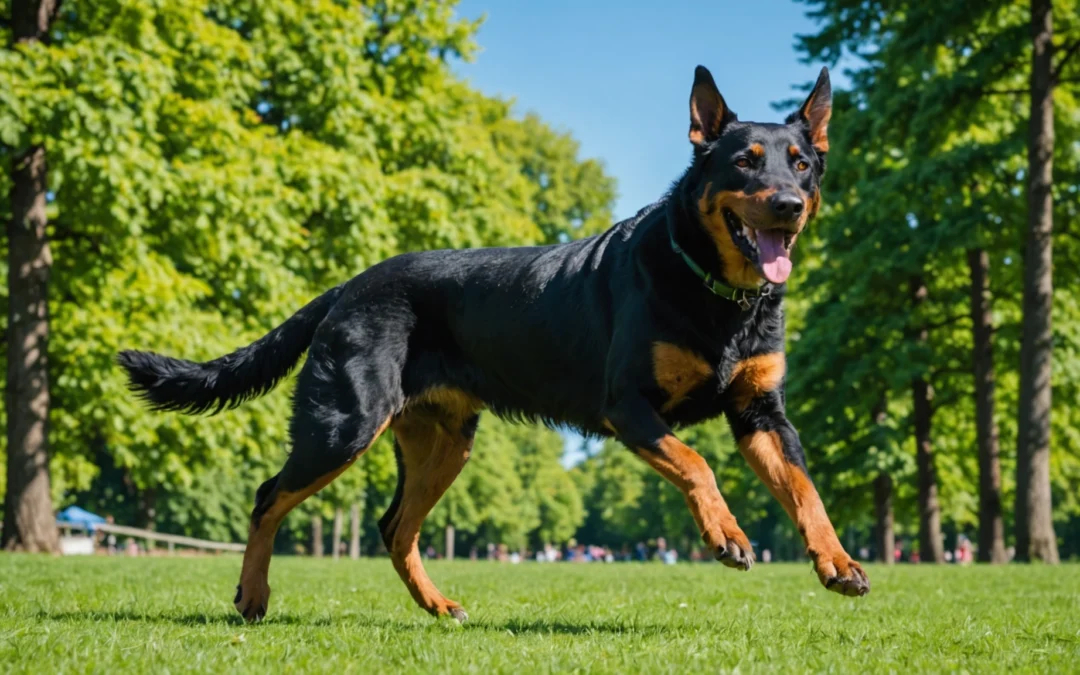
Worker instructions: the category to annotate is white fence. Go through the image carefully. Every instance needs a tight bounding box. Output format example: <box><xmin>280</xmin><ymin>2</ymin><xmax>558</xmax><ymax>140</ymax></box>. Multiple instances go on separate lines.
<box><xmin>62</xmin><ymin>522</ymin><xmax>245</xmax><ymax>553</ymax></box>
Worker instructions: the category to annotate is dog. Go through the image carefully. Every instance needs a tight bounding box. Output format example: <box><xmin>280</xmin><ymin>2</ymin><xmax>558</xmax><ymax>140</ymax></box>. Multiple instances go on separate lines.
<box><xmin>119</xmin><ymin>64</ymin><xmax>869</xmax><ymax>623</ymax></box>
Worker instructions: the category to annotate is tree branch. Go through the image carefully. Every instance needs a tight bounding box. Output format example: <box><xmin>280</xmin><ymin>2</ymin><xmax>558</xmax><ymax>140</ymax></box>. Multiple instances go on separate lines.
<box><xmin>926</xmin><ymin>315</ymin><xmax>968</xmax><ymax>331</ymax></box>
<box><xmin>979</xmin><ymin>88</ymin><xmax>1029</xmax><ymax>96</ymax></box>
<box><xmin>1054</xmin><ymin>38</ymin><xmax>1080</xmax><ymax>80</ymax></box>
<box><xmin>930</xmin><ymin>365</ymin><xmax>970</xmax><ymax>377</ymax></box>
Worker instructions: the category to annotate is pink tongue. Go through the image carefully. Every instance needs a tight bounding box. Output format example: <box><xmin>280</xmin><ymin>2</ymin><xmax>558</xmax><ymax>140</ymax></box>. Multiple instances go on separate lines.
<box><xmin>757</xmin><ymin>231</ymin><xmax>792</xmax><ymax>284</ymax></box>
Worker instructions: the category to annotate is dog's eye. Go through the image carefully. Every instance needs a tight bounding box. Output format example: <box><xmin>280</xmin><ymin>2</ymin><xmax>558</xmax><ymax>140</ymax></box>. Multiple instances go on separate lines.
<box><xmin>796</xmin><ymin>160</ymin><xmax>810</xmax><ymax>172</ymax></box>
<box><xmin>735</xmin><ymin>157</ymin><xmax>751</xmax><ymax>169</ymax></box>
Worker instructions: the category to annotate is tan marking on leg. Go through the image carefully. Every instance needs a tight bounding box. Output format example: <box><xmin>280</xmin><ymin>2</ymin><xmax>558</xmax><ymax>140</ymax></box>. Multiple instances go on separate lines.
<box><xmin>386</xmin><ymin>399</ymin><xmax>481</xmax><ymax>620</ymax></box>
<box><xmin>728</xmin><ymin>352</ymin><xmax>786</xmax><ymax>411</ymax></box>
<box><xmin>652</xmin><ymin>342</ymin><xmax>714</xmax><ymax>412</ymax></box>
<box><xmin>738</xmin><ymin>431</ymin><xmax>868</xmax><ymax>595</ymax></box>
<box><xmin>236</xmin><ymin>418</ymin><xmax>391</xmax><ymax>622</ymax></box>
<box><xmin>408</xmin><ymin>386</ymin><xmax>484</xmax><ymax>422</ymax></box>
<box><xmin>632</xmin><ymin>434</ymin><xmax>752</xmax><ymax>567</ymax></box>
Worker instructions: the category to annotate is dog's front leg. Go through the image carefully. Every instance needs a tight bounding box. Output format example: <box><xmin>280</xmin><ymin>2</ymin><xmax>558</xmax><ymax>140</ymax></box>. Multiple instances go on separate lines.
<box><xmin>606</xmin><ymin>398</ymin><xmax>754</xmax><ymax>569</ymax></box>
<box><xmin>727</xmin><ymin>395</ymin><xmax>870</xmax><ymax>596</ymax></box>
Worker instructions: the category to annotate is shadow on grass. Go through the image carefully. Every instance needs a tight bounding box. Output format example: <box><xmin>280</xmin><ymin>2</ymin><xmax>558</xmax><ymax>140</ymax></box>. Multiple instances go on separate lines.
<box><xmin>30</xmin><ymin>608</ymin><xmax>668</xmax><ymax>636</ymax></box>
<box><xmin>471</xmin><ymin>617</ymin><xmax>670</xmax><ymax>637</ymax></box>
<box><xmin>32</xmin><ymin>609</ymin><xmax>334</xmax><ymax>627</ymax></box>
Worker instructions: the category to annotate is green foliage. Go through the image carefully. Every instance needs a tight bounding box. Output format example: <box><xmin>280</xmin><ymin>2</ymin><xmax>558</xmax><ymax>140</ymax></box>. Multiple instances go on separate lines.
<box><xmin>789</xmin><ymin>0</ymin><xmax>1080</xmax><ymax>545</ymax></box>
<box><xmin>0</xmin><ymin>0</ymin><xmax>613</xmax><ymax>548</ymax></box>
<box><xmin>7</xmin><ymin>0</ymin><xmax>1080</xmax><ymax>560</ymax></box>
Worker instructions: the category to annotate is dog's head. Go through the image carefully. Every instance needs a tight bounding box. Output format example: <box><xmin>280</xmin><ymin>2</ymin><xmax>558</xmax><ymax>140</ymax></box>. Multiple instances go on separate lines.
<box><xmin>683</xmin><ymin>65</ymin><xmax>831</xmax><ymax>288</ymax></box>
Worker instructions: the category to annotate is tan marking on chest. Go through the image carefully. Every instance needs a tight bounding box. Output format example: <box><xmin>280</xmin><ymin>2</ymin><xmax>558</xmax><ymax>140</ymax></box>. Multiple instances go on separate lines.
<box><xmin>653</xmin><ymin>342</ymin><xmax>714</xmax><ymax>412</ymax></box>
<box><xmin>728</xmin><ymin>352</ymin><xmax>786</xmax><ymax>411</ymax></box>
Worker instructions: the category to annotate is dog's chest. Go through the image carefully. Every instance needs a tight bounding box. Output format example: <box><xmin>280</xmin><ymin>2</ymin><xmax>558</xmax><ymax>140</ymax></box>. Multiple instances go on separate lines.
<box><xmin>651</xmin><ymin>342</ymin><xmax>786</xmax><ymax>423</ymax></box>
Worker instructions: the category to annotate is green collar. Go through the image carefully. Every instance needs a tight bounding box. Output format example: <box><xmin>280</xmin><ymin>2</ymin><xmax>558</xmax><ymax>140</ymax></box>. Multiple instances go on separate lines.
<box><xmin>669</xmin><ymin>230</ymin><xmax>769</xmax><ymax>310</ymax></box>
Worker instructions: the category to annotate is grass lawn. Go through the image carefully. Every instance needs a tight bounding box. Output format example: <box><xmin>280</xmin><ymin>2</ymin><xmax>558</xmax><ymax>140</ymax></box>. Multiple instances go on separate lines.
<box><xmin>0</xmin><ymin>555</ymin><xmax>1078</xmax><ymax>673</ymax></box>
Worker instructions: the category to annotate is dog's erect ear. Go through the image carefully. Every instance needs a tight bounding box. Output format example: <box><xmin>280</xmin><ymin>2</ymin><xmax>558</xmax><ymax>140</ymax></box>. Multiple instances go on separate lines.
<box><xmin>689</xmin><ymin>66</ymin><xmax>735</xmax><ymax>146</ymax></box>
<box><xmin>791</xmin><ymin>67</ymin><xmax>832</xmax><ymax>154</ymax></box>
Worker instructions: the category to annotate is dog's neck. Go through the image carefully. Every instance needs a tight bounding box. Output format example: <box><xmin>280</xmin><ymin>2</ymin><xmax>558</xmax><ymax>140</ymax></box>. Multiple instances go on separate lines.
<box><xmin>663</xmin><ymin>177</ymin><xmax>778</xmax><ymax>301</ymax></box>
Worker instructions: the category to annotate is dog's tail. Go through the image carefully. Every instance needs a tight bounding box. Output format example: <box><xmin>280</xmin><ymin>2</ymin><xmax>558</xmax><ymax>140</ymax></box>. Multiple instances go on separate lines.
<box><xmin>117</xmin><ymin>284</ymin><xmax>346</xmax><ymax>415</ymax></box>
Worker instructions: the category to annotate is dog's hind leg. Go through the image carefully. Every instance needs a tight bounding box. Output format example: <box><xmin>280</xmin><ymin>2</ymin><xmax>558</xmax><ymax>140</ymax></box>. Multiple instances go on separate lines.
<box><xmin>234</xmin><ymin>345</ymin><xmax>396</xmax><ymax>623</ymax></box>
<box><xmin>378</xmin><ymin>391</ymin><xmax>481</xmax><ymax>622</ymax></box>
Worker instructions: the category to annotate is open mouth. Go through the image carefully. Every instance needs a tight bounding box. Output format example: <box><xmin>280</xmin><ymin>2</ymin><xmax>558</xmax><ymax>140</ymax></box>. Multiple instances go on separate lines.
<box><xmin>723</xmin><ymin>208</ymin><xmax>795</xmax><ymax>284</ymax></box>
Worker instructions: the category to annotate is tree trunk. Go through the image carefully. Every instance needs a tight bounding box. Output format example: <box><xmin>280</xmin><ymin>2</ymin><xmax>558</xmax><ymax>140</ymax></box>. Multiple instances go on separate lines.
<box><xmin>911</xmin><ymin>276</ymin><xmax>944</xmax><ymax>564</ymax></box>
<box><xmin>135</xmin><ymin>487</ymin><xmax>157</xmax><ymax>531</ymax></box>
<box><xmin>445</xmin><ymin>524</ymin><xmax>455</xmax><ymax>561</ymax></box>
<box><xmin>968</xmin><ymin>249</ymin><xmax>1007</xmax><ymax>564</ymax></box>
<box><xmin>3</xmin><ymin>0</ymin><xmax>62</xmax><ymax>554</ymax></box>
<box><xmin>311</xmin><ymin>515</ymin><xmax>323</xmax><ymax>558</ymax></box>
<box><xmin>349</xmin><ymin>503</ymin><xmax>360</xmax><ymax>559</ymax></box>
<box><xmin>874</xmin><ymin>473</ymin><xmax>894</xmax><ymax>565</ymax></box>
<box><xmin>1015</xmin><ymin>0</ymin><xmax>1060</xmax><ymax>564</ymax></box>
<box><xmin>870</xmin><ymin>397</ymin><xmax>893</xmax><ymax>565</ymax></box>
<box><xmin>331</xmin><ymin>508</ymin><xmax>343</xmax><ymax>560</ymax></box>
<box><xmin>4</xmin><ymin>0</ymin><xmax>65</xmax><ymax>552</ymax></box>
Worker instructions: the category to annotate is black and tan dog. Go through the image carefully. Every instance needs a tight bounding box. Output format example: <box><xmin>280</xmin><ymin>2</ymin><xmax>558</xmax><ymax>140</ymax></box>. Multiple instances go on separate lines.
<box><xmin>119</xmin><ymin>65</ymin><xmax>869</xmax><ymax>623</ymax></box>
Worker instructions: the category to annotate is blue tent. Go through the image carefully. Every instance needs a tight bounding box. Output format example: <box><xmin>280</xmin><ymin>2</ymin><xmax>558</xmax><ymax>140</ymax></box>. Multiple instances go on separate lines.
<box><xmin>57</xmin><ymin>506</ymin><xmax>106</xmax><ymax>533</ymax></box>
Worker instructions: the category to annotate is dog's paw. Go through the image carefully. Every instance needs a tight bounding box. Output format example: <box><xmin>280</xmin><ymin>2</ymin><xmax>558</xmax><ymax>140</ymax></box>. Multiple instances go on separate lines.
<box><xmin>814</xmin><ymin>554</ymin><xmax>869</xmax><ymax>597</ymax></box>
<box><xmin>449</xmin><ymin>607</ymin><xmax>469</xmax><ymax>624</ymax></box>
<box><xmin>711</xmin><ymin>522</ymin><xmax>755</xmax><ymax>571</ymax></box>
<box><xmin>234</xmin><ymin>581</ymin><xmax>271</xmax><ymax>623</ymax></box>
<box><xmin>715</xmin><ymin>538</ymin><xmax>754</xmax><ymax>571</ymax></box>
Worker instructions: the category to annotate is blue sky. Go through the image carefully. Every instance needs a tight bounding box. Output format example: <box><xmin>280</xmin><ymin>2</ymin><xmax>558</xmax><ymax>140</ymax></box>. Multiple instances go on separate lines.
<box><xmin>453</xmin><ymin>0</ymin><xmax>841</xmax><ymax>221</ymax></box>
<box><xmin>450</xmin><ymin>1</ymin><xmax>839</xmax><ymax>463</ymax></box>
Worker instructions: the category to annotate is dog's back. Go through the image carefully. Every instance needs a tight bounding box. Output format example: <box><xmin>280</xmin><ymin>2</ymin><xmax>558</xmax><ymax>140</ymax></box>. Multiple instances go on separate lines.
<box><xmin>328</xmin><ymin>211</ymin><xmax>647</xmax><ymax>431</ymax></box>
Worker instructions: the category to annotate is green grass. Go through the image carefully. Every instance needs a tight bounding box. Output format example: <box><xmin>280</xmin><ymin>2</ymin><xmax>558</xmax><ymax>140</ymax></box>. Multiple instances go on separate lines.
<box><xmin>1</xmin><ymin>555</ymin><xmax>1078</xmax><ymax>673</ymax></box>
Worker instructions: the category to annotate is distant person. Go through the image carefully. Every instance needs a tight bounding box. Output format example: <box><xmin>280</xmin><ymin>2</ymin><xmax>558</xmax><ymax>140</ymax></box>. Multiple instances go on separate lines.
<box><xmin>957</xmin><ymin>536</ymin><xmax>973</xmax><ymax>564</ymax></box>
<box><xmin>105</xmin><ymin>514</ymin><xmax>117</xmax><ymax>555</ymax></box>
<box><xmin>635</xmin><ymin>542</ymin><xmax>647</xmax><ymax>562</ymax></box>
<box><xmin>124</xmin><ymin>538</ymin><xmax>139</xmax><ymax>557</ymax></box>
<box><xmin>762</xmin><ymin>549</ymin><xmax>772</xmax><ymax>564</ymax></box>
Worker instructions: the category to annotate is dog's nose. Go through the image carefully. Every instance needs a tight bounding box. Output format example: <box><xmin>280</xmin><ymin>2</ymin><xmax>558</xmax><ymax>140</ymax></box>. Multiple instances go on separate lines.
<box><xmin>768</xmin><ymin>192</ymin><xmax>804</xmax><ymax>221</ymax></box>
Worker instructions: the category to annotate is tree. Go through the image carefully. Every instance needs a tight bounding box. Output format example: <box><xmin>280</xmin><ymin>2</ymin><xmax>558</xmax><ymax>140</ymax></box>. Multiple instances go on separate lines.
<box><xmin>0</xmin><ymin>0</ymin><xmax>613</xmax><ymax>550</ymax></box>
<box><xmin>912</xmin><ymin>276</ymin><xmax>944</xmax><ymax>563</ymax></box>
<box><xmin>2</xmin><ymin>0</ymin><xmax>61</xmax><ymax>553</ymax></box>
<box><xmin>1015</xmin><ymin>0</ymin><xmax>1060</xmax><ymax>564</ymax></box>
<box><xmin>794</xmin><ymin>0</ymin><xmax>1080</xmax><ymax>563</ymax></box>
<box><xmin>968</xmin><ymin>248</ymin><xmax>1007</xmax><ymax>562</ymax></box>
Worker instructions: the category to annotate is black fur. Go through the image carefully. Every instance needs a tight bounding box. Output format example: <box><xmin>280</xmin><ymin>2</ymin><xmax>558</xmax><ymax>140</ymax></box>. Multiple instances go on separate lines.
<box><xmin>117</xmin><ymin>284</ymin><xmax>344</xmax><ymax>414</ymax></box>
<box><xmin>121</xmin><ymin>66</ymin><xmax>835</xmax><ymax>590</ymax></box>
